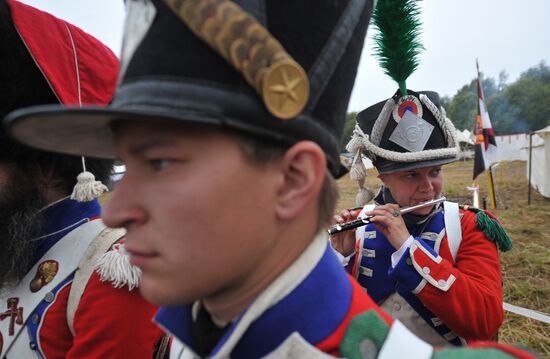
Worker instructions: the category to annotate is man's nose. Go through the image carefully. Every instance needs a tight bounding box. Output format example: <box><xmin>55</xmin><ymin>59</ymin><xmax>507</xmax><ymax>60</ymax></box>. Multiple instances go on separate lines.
<box><xmin>418</xmin><ymin>175</ymin><xmax>434</xmax><ymax>192</ymax></box>
<box><xmin>102</xmin><ymin>173</ymin><xmax>146</xmax><ymax>229</ymax></box>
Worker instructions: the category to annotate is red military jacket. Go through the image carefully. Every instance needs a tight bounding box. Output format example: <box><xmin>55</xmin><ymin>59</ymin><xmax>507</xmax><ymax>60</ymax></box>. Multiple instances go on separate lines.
<box><xmin>350</xmin><ymin>203</ymin><xmax>504</xmax><ymax>344</ymax></box>
<box><xmin>406</xmin><ymin>208</ymin><xmax>503</xmax><ymax>340</ymax></box>
<box><xmin>39</xmin><ymin>270</ymin><xmax>163</xmax><ymax>358</ymax></box>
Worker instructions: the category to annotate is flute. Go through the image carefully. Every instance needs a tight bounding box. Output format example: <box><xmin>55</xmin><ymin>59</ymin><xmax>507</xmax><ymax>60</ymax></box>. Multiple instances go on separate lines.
<box><xmin>327</xmin><ymin>196</ymin><xmax>446</xmax><ymax>235</ymax></box>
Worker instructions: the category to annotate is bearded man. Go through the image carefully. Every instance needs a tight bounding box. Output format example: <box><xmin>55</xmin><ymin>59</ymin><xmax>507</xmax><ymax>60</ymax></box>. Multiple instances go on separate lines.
<box><xmin>0</xmin><ymin>1</ymin><xmax>163</xmax><ymax>357</ymax></box>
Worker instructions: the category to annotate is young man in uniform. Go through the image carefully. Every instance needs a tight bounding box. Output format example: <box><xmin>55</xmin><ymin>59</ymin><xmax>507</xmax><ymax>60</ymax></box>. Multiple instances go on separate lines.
<box><xmin>4</xmin><ymin>0</ymin><xmax>539</xmax><ymax>358</ymax></box>
<box><xmin>0</xmin><ymin>1</ymin><xmax>163</xmax><ymax>357</ymax></box>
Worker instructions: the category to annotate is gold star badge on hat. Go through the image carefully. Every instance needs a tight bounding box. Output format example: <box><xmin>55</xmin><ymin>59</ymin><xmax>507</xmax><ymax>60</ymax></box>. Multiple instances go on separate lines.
<box><xmin>263</xmin><ymin>59</ymin><xmax>309</xmax><ymax>120</ymax></box>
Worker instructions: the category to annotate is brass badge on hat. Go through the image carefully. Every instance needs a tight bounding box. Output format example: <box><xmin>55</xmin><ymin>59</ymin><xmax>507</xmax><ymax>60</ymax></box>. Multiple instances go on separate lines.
<box><xmin>163</xmin><ymin>0</ymin><xmax>309</xmax><ymax>120</ymax></box>
<box><xmin>389</xmin><ymin>111</ymin><xmax>434</xmax><ymax>153</ymax></box>
<box><xmin>29</xmin><ymin>260</ymin><xmax>59</xmax><ymax>293</ymax></box>
<box><xmin>263</xmin><ymin>60</ymin><xmax>309</xmax><ymax>120</ymax></box>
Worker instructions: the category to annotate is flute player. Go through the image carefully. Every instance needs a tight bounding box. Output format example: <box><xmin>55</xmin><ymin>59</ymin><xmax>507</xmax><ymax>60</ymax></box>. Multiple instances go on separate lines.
<box><xmin>330</xmin><ymin>0</ymin><xmax>512</xmax><ymax>346</ymax></box>
<box><xmin>331</xmin><ymin>89</ymin><xmax>510</xmax><ymax>344</ymax></box>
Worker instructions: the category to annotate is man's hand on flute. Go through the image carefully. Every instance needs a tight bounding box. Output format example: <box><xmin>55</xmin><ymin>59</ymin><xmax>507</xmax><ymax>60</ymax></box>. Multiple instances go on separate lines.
<box><xmin>330</xmin><ymin>208</ymin><xmax>361</xmax><ymax>257</ymax></box>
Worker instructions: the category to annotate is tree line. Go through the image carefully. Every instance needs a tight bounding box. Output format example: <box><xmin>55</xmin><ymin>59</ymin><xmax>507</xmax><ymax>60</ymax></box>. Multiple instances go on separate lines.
<box><xmin>341</xmin><ymin>61</ymin><xmax>550</xmax><ymax>151</ymax></box>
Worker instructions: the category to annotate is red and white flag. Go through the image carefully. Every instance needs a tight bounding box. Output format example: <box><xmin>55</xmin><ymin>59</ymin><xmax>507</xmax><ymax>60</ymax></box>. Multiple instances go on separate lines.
<box><xmin>473</xmin><ymin>60</ymin><xmax>499</xmax><ymax>180</ymax></box>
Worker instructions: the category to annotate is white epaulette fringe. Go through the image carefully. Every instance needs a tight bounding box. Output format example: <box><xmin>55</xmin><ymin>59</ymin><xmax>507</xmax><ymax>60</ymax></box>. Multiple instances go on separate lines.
<box><xmin>96</xmin><ymin>243</ymin><xmax>141</xmax><ymax>290</ymax></box>
<box><xmin>67</xmin><ymin>225</ymin><xmax>127</xmax><ymax>336</ymax></box>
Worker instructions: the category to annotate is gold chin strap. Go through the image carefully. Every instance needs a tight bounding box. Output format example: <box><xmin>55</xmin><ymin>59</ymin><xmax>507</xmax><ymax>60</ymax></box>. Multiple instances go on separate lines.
<box><xmin>163</xmin><ymin>0</ymin><xmax>309</xmax><ymax>120</ymax></box>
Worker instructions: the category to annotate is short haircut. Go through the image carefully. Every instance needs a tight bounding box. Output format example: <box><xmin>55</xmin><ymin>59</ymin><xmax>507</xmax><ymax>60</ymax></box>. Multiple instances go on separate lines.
<box><xmin>227</xmin><ymin>129</ymin><xmax>339</xmax><ymax>232</ymax></box>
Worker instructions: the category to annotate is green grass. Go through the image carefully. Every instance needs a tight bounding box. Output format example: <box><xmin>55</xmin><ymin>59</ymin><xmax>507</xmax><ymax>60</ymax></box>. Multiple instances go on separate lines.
<box><xmin>337</xmin><ymin>160</ymin><xmax>550</xmax><ymax>357</ymax></box>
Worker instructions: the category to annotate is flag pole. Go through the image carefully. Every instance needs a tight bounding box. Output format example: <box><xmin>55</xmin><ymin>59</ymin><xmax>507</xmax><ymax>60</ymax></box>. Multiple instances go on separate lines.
<box><xmin>474</xmin><ymin>59</ymin><xmax>485</xmax><ymax>206</ymax></box>
<box><xmin>474</xmin><ymin>58</ymin><xmax>498</xmax><ymax>208</ymax></box>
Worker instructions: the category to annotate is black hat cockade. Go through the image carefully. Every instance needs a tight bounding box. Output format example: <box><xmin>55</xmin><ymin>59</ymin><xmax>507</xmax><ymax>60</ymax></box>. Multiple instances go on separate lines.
<box><xmin>6</xmin><ymin>0</ymin><xmax>375</xmax><ymax>177</ymax></box>
<box><xmin>346</xmin><ymin>0</ymin><xmax>458</xmax><ymax>205</ymax></box>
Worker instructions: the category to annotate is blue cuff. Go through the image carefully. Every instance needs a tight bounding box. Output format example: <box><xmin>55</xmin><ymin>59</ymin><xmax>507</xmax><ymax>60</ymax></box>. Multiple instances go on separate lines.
<box><xmin>391</xmin><ymin>235</ymin><xmax>414</xmax><ymax>267</ymax></box>
<box><xmin>388</xmin><ymin>242</ymin><xmax>424</xmax><ymax>293</ymax></box>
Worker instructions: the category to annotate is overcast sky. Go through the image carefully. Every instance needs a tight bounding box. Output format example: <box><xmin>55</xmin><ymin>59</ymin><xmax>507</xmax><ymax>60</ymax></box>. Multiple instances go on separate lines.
<box><xmin>20</xmin><ymin>0</ymin><xmax>550</xmax><ymax>113</ymax></box>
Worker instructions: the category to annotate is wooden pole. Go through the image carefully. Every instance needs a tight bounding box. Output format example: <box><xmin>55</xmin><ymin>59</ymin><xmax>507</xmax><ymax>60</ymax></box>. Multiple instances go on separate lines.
<box><xmin>487</xmin><ymin>164</ymin><xmax>497</xmax><ymax>209</ymax></box>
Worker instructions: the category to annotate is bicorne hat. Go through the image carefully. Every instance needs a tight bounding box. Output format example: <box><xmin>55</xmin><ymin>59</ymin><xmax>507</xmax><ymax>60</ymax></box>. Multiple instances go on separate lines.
<box><xmin>6</xmin><ymin>0</ymin><xmax>375</xmax><ymax>177</ymax></box>
<box><xmin>0</xmin><ymin>0</ymin><xmax>119</xmax><ymax>200</ymax></box>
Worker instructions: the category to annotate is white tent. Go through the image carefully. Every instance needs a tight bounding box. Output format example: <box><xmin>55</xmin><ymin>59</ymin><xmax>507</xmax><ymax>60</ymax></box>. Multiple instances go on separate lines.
<box><xmin>455</xmin><ymin>128</ymin><xmax>475</xmax><ymax>159</ymax></box>
<box><xmin>497</xmin><ymin>133</ymin><xmax>529</xmax><ymax>161</ymax></box>
<box><xmin>526</xmin><ymin>126</ymin><xmax>550</xmax><ymax>198</ymax></box>
<box><xmin>456</xmin><ymin>129</ymin><xmax>474</xmax><ymax>145</ymax></box>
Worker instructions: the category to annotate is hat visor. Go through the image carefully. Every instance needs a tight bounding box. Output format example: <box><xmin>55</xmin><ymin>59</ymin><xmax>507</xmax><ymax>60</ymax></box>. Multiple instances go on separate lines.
<box><xmin>376</xmin><ymin>156</ymin><xmax>458</xmax><ymax>174</ymax></box>
<box><xmin>5</xmin><ymin>98</ymin><xmax>344</xmax><ymax>176</ymax></box>
<box><xmin>4</xmin><ymin>104</ymin><xmax>225</xmax><ymax>158</ymax></box>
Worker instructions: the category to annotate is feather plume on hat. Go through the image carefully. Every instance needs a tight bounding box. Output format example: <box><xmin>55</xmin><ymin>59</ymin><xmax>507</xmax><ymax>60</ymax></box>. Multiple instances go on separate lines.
<box><xmin>371</xmin><ymin>0</ymin><xmax>424</xmax><ymax>95</ymax></box>
<box><xmin>347</xmin><ymin>0</ymin><xmax>458</xmax><ymax>206</ymax></box>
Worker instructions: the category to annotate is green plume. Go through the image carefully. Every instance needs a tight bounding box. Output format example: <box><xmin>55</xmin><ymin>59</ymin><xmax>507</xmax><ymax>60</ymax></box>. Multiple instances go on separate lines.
<box><xmin>371</xmin><ymin>0</ymin><xmax>424</xmax><ymax>95</ymax></box>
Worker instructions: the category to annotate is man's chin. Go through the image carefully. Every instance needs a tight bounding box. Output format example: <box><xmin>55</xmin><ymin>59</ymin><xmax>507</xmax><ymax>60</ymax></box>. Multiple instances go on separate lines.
<box><xmin>139</xmin><ymin>278</ymin><xmax>197</xmax><ymax>306</ymax></box>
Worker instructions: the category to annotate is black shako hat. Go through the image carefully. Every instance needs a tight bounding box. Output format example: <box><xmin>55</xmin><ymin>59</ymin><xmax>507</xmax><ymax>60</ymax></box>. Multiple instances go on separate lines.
<box><xmin>349</xmin><ymin>88</ymin><xmax>459</xmax><ymax>174</ymax></box>
<box><xmin>6</xmin><ymin>0</ymin><xmax>374</xmax><ymax>177</ymax></box>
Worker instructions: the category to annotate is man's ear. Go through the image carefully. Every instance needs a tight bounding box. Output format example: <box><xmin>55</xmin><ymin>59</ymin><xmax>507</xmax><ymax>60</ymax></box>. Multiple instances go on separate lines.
<box><xmin>274</xmin><ymin>141</ymin><xmax>326</xmax><ymax>221</ymax></box>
